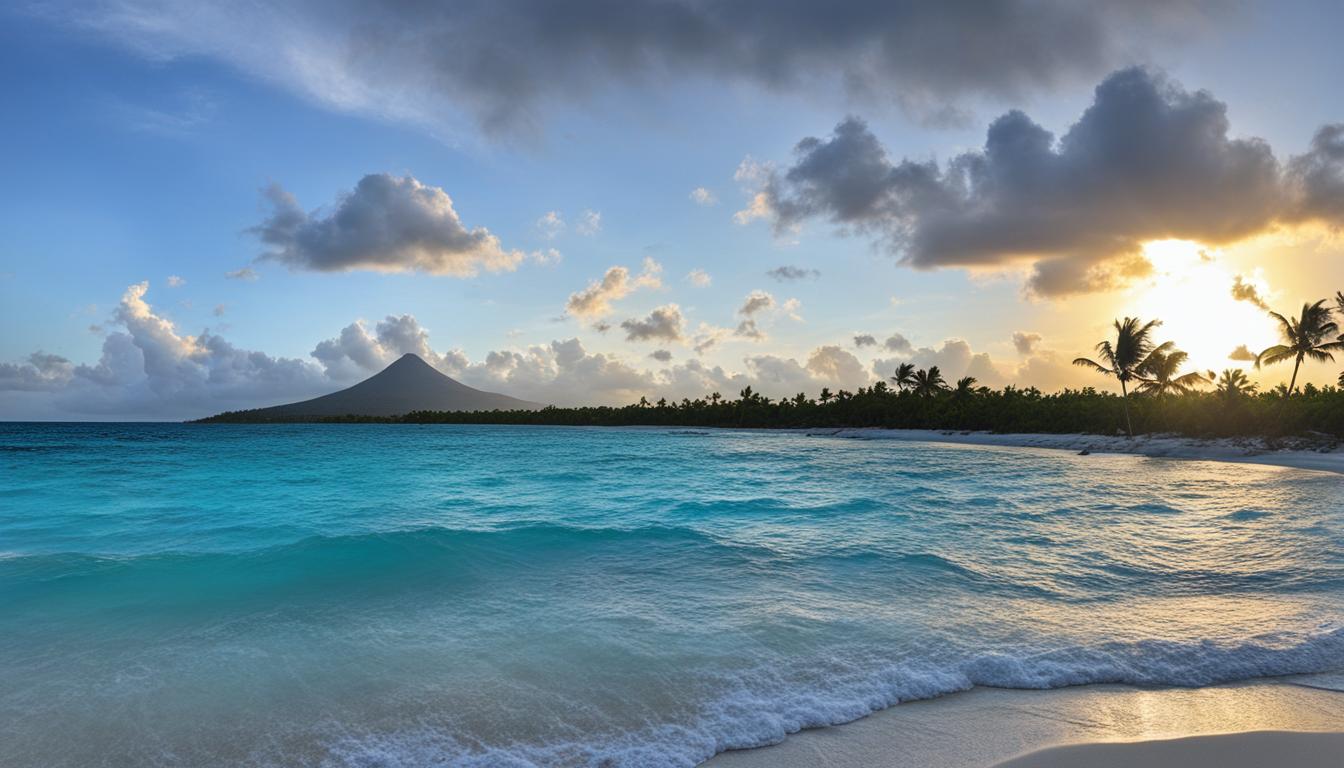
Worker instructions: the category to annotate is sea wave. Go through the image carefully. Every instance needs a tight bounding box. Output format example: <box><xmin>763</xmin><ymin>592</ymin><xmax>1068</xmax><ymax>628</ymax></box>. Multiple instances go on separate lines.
<box><xmin>310</xmin><ymin>626</ymin><xmax>1344</xmax><ymax>768</ymax></box>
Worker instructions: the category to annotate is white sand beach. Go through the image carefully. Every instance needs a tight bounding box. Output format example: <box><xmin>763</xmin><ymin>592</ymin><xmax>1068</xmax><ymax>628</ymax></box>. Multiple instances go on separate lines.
<box><xmin>995</xmin><ymin>731</ymin><xmax>1344</xmax><ymax>768</ymax></box>
<box><xmin>804</xmin><ymin>428</ymin><xmax>1344</xmax><ymax>475</ymax></box>
<box><xmin>705</xmin><ymin>679</ymin><xmax>1344</xmax><ymax>768</ymax></box>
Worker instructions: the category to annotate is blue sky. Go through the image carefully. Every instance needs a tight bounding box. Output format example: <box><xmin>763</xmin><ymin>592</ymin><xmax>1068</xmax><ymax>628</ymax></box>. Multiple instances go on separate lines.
<box><xmin>2</xmin><ymin>1</ymin><xmax>1343</xmax><ymax>418</ymax></box>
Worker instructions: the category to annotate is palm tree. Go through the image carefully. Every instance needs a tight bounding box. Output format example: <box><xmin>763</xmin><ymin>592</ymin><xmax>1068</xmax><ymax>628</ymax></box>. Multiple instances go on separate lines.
<box><xmin>1335</xmin><ymin>291</ymin><xmax>1344</xmax><ymax>317</ymax></box>
<box><xmin>911</xmin><ymin>366</ymin><xmax>948</xmax><ymax>397</ymax></box>
<box><xmin>818</xmin><ymin>387</ymin><xmax>833</xmax><ymax>403</ymax></box>
<box><xmin>891</xmin><ymin>362</ymin><xmax>917</xmax><ymax>391</ymax></box>
<box><xmin>1214</xmin><ymin>368</ymin><xmax>1258</xmax><ymax>399</ymax></box>
<box><xmin>1255</xmin><ymin>300</ymin><xmax>1344</xmax><ymax>394</ymax></box>
<box><xmin>1135</xmin><ymin>348</ymin><xmax>1207</xmax><ymax>396</ymax></box>
<box><xmin>954</xmin><ymin>376</ymin><xmax>977</xmax><ymax>397</ymax></box>
<box><xmin>1073</xmin><ymin>317</ymin><xmax>1165</xmax><ymax>437</ymax></box>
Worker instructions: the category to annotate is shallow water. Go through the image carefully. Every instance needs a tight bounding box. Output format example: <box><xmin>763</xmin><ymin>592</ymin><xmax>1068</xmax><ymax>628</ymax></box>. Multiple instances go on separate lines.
<box><xmin>1</xmin><ymin>423</ymin><xmax>1342</xmax><ymax>766</ymax></box>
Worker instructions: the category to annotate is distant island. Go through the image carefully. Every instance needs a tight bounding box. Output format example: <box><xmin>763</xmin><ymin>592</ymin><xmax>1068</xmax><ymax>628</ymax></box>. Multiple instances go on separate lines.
<box><xmin>204</xmin><ymin>352</ymin><xmax>542</xmax><ymax>419</ymax></box>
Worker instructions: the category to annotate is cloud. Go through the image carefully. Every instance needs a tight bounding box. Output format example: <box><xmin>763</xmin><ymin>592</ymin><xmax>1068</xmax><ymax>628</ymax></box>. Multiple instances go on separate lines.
<box><xmin>531</xmin><ymin>248</ymin><xmax>563</xmax><ymax>266</ymax></box>
<box><xmin>739</xmin><ymin>290</ymin><xmax>776</xmax><ymax>316</ymax></box>
<box><xmin>738</xmin><ymin>68</ymin><xmax>1344</xmax><ymax>296</ymax></box>
<box><xmin>0</xmin><ymin>282</ymin><xmax>327</xmax><ymax>418</ymax></box>
<box><xmin>884</xmin><ymin>333</ymin><xmax>913</xmax><ymax>353</ymax></box>
<box><xmin>766</xmin><ymin>265</ymin><xmax>820</xmax><ymax>281</ymax></box>
<box><xmin>1229</xmin><ymin>344</ymin><xmax>1258</xmax><ymax>362</ymax></box>
<box><xmin>310</xmin><ymin>314</ymin><xmax>466</xmax><ymax>381</ymax></box>
<box><xmin>55</xmin><ymin>1</ymin><xmax>1222</xmax><ymax>138</ymax></box>
<box><xmin>575</xmin><ymin>209</ymin><xmax>602</xmax><ymax>236</ymax></box>
<box><xmin>536</xmin><ymin>210</ymin><xmax>565</xmax><ymax>239</ymax></box>
<box><xmin>853</xmin><ymin>334</ymin><xmax>877</xmax><ymax>348</ymax></box>
<box><xmin>1287</xmin><ymin>124</ymin><xmax>1344</xmax><ymax>221</ymax></box>
<box><xmin>691</xmin><ymin>323</ymin><xmax>732</xmax><ymax>355</ymax></box>
<box><xmin>213</xmin><ymin>304</ymin><xmax>226</xmax><ymax>317</ymax></box>
<box><xmin>225</xmin><ymin>267</ymin><xmax>258</xmax><ymax>281</ymax></box>
<box><xmin>686</xmin><ymin>269</ymin><xmax>712</xmax><ymax>287</ymax></box>
<box><xmin>1230</xmin><ymin>275</ymin><xmax>1270</xmax><ymax>310</ymax></box>
<box><xmin>166</xmin><ymin>275</ymin><xmax>186</xmax><ymax>287</ymax></box>
<box><xmin>805</xmin><ymin>346</ymin><xmax>869</xmax><ymax>389</ymax></box>
<box><xmin>0</xmin><ymin>352</ymin><xmax>75</xmax><ymax>392</ymax></box>
<box><xmin>734</xmin><ymin>290</ymin><xmax>777</xmax><ymax>340</ymax></box>
<box><xmin>565</xmin><ymin>258</ymin><xmax>663</xmax><ymax>318</ymax></box>
<box><xmin>621</xmin><ymin>304</ymin><xmax>685</xmax><ymax>342</ymax></box>
<box><xmin>253</xmin><ymin>174</ymin><xmax>524</xmax><ymax>276</ymax></box>
<box><xmin>734</xmin><ymin>319</ymin><xmax>766</xmax><ymax>341</ymax></box>
<box><xmin>1</xmin><ymin>282</ymin><xmax>1142</xmax><ymax>417</ymax></box>
<box><xmin>1012</xmin><ymin>331</ymin><xmax>1043</xmax><ymax>355</ymax></box>
<box><xmin>690</xmin><ymin>187</ymin><xmax>717</xmax><ymax>206</ymax></box>
<box><xmin>873</xmin><ymin>339</ymin><xmax>1006</xmax><ymax>387</ymax></box>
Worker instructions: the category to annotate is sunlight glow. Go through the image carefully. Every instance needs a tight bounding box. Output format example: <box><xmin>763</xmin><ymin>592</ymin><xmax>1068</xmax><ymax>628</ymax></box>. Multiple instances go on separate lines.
<box><xmin>1129</xmin><ymin>240</ymin><xmax>1277</xmax><ymax>376</ymax></box>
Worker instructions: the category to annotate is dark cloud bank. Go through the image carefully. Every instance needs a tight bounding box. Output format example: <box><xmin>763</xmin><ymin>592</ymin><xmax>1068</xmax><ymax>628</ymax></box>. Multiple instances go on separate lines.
<box><xmin>62</xmin><ymin>1</ymin><xmax>1222</xmax><ymax>136</ymax></box>
<box><xmin>741</xmin><ymin>68</ymin><xmax>1344</xmax><ymax>296</ymax></box>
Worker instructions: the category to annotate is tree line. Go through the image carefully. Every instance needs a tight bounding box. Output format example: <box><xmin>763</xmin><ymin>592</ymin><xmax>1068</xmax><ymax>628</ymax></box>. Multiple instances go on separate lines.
<box><xmin>199</xmin><ymin>293</ymin><xmax>1344</xmax><ymax>439</ymax></box>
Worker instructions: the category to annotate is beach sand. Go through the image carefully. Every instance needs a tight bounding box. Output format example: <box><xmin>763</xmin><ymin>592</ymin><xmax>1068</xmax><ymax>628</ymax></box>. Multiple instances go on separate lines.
<box><xmin>804</xmin><ymin>428</ymin><xmax>1344</xmax><ymax>475</ymax></box>
<box><xmin>705</xmin><ymin>679</ymin><xmax>1344</xmax><ymax>767</ymax></box>
<box><xmin>995</xmin><ymin>731</ymin><xmax>1344</xmax><ymax>768</ymax></box>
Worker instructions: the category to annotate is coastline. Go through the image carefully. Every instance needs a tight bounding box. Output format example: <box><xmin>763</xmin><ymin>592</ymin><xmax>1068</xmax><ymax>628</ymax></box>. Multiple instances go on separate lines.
<box><xmin>704</xmin><ymin>678</ymin><xmax>1344</xmax><ymax>768</ymax></box>
<box><xmin>801</xmin><ymin>428</ymin><xmax>1344</xmax><ymax>475</ymax></box>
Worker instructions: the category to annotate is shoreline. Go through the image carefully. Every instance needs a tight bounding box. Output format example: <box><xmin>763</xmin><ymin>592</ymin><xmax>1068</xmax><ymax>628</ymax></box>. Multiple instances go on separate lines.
<box><xmin>800</xmin><ymin>427</ymin><xmax>1344</xmax><ymax>475</ymax></box>
<box><xmin>704</xmin><ymin>678</ymin><xmax>1344</xmax><ymax>768</ymax></box>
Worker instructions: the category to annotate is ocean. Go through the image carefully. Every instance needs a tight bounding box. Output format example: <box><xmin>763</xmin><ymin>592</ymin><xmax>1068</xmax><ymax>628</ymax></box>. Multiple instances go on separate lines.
<box><xmin>2</xmin><ymin>423</ymin><xmax>1342</xmax><ymax>766</ymax></box>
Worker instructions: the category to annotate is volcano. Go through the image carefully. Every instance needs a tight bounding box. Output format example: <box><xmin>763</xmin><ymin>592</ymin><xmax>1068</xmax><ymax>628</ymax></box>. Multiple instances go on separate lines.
<box><xmin>204</xmin><ymin>353</ymin><xmax>542</xmax><ymax>420</ymax></box>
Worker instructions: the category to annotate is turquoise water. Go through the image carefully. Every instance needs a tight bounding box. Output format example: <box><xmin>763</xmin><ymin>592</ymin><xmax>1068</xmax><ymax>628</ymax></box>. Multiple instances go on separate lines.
<box><xmin>2</xmin><ymin>423</ymin><xmax>1342</xmax><ymax>766</ymax></box>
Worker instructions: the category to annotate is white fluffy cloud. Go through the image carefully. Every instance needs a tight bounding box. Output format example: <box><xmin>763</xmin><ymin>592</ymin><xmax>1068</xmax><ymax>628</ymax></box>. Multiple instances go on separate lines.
<box><xmin>686</xmin><ymin>269</ymin><xmax>712</xmax><ymax>287</ymax></box>
<box><xmin>254</xmin><ymin>173</ymin><xmax>525</xmax><ymax>276</ymax></box>
<box><xmin>690</xmin><ymin>187</ymin><xmax>717</xmax><ymax>206</ymax></box>
<box><xmin>575</xmin><ymin>209</ymin><xmax>602</xmax><ymax>236</ymax></box>
<box><xmin>0</xmin><ymin>282</ymin><xmax>327</xmax><ymax>419</ymax></box>
<box><xmin>1012</xmin><ymin>331</ymin><xmax>1043</xmax><ymax>355</ymax></box>
<box><xmin>536</xmin><ymin>210</ymin><xmax>565</xmax><ymax>239</ymax></box>
<box><xmin>565</xmin><ymin>258</ymin><xmax>663</xmax><ymax>318</ymax></box>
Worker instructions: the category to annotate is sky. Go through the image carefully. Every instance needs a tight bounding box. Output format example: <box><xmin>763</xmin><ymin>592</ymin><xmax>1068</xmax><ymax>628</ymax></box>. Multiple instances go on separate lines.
<box><xmin>2</xmin><ymin>0</ymin><xmax>1343</xmax><ymax>420</ymax></box>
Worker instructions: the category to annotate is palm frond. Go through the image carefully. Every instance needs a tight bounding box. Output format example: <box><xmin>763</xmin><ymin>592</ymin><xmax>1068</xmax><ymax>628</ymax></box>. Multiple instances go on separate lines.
<box><xmin>1072</xmin><ymin>357</ymin><xmax>1112</xmax><ymax>374</ymax></box>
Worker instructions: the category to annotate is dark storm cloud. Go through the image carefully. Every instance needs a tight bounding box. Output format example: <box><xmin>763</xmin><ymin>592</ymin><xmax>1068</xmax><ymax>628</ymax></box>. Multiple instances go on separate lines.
<box><xmin>63</xmin><ymin>1</ymin><xmax>1225</xmax><ymax>136</ymax></box>
<box><xmin>741</xmin><ymin>68</ymin><xmax>1344</xmax><ymax>296</ymax></box>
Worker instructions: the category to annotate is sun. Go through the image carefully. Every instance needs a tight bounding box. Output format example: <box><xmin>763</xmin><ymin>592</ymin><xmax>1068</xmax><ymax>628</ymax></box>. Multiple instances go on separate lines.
<box><xmin>1127</xmin><ymin>240</ymin><xmax>1276</xmax><ymax>375</ymax></box>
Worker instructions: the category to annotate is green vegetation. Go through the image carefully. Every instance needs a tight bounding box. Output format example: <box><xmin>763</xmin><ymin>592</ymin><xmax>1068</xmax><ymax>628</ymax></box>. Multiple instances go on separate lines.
<box><xmin>201</xmin><ymin>297</ymin><xmax>1344</xmax><ymax>439</ymax></box>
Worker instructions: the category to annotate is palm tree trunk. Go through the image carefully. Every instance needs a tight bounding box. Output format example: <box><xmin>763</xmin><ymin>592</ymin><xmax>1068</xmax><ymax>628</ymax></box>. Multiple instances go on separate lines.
<box><xmin>1120</xmin><ymin>379</ymin><xmax>1133</xmax><ymax>438</ymax></box>
<box><xmin>1289</xmin><ymin>355</ymin><xmax>1302</xmax><ymax>395</ymax></box>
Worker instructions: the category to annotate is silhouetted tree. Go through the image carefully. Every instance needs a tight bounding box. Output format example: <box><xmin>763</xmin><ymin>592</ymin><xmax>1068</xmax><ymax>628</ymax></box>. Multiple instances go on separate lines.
<box><xmin>912</xmin><ymin>367</ymin><xmax>948</xmax><ymax>397</ymax></box>
<box><xmin>891</xmin><ymin>363</ymin><xmax>917</xmax><ymax>391</ymax></box>
<box><xmin>1073</xmin><ymin>317</ymin><xmax>1165</xmax><ymax>437</ymax></box>
<box><xmin>1256</xmin><ymin>300</ymin><xmax>1343</xmax><ymax>395</ymax></box>
<box><xmin>1136</xmin><ymin>348</ymin><xmax>1207</xmax><ymax>397</ymax></box>
<box><xmin>1214</xmin><ymin>369</ymin><xmax>1258</xmax><ymax>399</ymax></box>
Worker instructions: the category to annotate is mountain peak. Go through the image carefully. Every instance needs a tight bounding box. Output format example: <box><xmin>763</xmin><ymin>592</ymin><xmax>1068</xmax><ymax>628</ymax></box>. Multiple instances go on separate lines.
<box><xmin>204</xmin><ymin>350</ymin><xmax>542</xmax><ymax>419</ymax></box>
<box><xmin>387</xmin><ymin>352</ymin><xmax>432</xmax><ymax>369</ymax></box>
